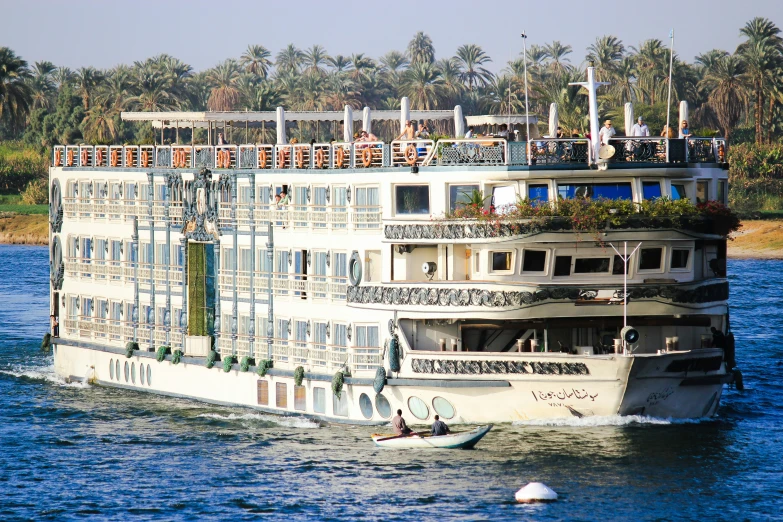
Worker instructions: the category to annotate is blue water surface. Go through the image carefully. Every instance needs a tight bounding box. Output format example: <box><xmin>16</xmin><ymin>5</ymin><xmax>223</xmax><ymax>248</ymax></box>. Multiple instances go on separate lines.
<box><xmin>0</xmin><ymin>245</ymin><xmax>781</xmax><ymax>521</ymax></box>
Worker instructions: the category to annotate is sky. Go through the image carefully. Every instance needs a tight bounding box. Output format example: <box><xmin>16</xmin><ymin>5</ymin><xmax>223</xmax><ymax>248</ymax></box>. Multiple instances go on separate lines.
<box><xmin>4</xmin><ymin>0</ymin><xmax>782</xmax><ymax>73</ymax></box>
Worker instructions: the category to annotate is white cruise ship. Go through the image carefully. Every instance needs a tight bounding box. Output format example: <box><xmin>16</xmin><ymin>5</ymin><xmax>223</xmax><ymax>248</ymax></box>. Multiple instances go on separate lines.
<box><xmin>49</xmin><ymin>67</ymin><xmax>738</xmax><ymax>425</ymax></box>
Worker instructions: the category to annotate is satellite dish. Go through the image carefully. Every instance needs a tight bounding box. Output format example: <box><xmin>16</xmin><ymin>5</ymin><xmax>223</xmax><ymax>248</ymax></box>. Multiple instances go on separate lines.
<box><xmin>621</xmin><ymin>326</ymin><xmax>640</xmax><ymax>344</ymax></box>
<box><xmin>598</xmin><ymin>144</ymin><xmax>615</xmax><ymax>159</ymax></box>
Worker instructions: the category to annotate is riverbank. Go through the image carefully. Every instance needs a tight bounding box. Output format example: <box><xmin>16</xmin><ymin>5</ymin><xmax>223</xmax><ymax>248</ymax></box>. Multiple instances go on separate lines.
<box><xmin>1</xmin><ymin>214</ymin><xmax>782</xmax><ymax>258</ymax></box>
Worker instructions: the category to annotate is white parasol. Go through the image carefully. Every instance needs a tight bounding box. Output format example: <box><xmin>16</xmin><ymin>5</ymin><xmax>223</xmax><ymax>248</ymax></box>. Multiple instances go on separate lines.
<box><xmin>343</xmin><ymin>105</ymin><xmax>353</xmax><ymax>142</ymax></box>
<box><xmin>454</xmin><ymin>105</ymin><xmax>465</xmax><ymax>138</ymax></box>
<box><xmin>624</xmin><ymin>102</ymin><xmax>634</xmax><ymax>136</ymax></box>
<box><xmin>362</xmin><ymin>107</ymin><xmax>372</xmax><ymax>135</ymax></box>
<box><xmin>548</xmin><ymin>103</ymin><xmax>558</xmax><ymax>137</ymax></box>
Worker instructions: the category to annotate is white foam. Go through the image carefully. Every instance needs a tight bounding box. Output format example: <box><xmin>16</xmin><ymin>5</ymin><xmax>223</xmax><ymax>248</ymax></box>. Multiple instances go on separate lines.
<box><xmin>197</xmin><ymin>412</ymin><xmax>320</xmax><ymax>429</ymax></box>
<box><xmin>0</xmin><ymin>363</ymin><xmax>90</xmax><ymax>389</ymax></box>
<box><xmin>512</xmin><ymin>414</ymin><xmax>710</xmax><ymax>427</ymax></box>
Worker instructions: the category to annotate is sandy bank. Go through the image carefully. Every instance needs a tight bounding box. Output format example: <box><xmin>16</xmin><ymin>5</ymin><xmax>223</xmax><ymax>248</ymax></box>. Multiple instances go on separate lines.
<box><xmin>0</xmin><ymin>213</ymin><xmax>48</xmax><ymax>245</ymax></box>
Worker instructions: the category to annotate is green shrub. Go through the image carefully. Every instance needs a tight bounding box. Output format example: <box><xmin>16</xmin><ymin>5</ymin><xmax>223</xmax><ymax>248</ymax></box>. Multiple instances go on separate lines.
<box><xmin>172</xmin><ymin>349</ymin><xmax>183</xmax><ymax>365</ymax></box>
<box><xmin>21</xmin><ymin>179</ymin><xmax>49</xmax><ymax>205</ymax></box>
<box><xmin>294</xmin><ymin>366</ymin><xmax>305</xmax><ymax>387</ymax></box>
<box><xmin>223</xmin><ymin>355</ymin><xmax>234</xmax><ymax>372</ymax></box>
<box><xmin>256</xmin><ymin>359</ymin><xmax>273</xmax><ymax>377</ymax></box>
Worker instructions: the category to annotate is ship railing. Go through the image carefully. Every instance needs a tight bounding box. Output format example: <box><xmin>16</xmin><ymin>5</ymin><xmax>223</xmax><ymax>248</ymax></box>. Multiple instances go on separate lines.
<box><xmin>93</xmin><ymin>145</ymin><xmax>109</xmax><ymax>167</ymax></box>
<box><xmin>256</xmin><ymin>144</ymin><xmax>275</xmax><ymax>169</ymax></box>
<box><xmin>390</xmin><ymin>139</ymin><xmax>435</xmax><ymax>166</ymax></box>
<box><xmin>353</xmin><ymin>141</ymin><xmax>385</xmax><ymax>169</ymax></box>
<box><xmin>236</xmin><ymin>336</ymin><xmax>252</xmax><ymax>358</ymax></box>
<box><xmin>436</xmin><ymin>138</ymin><xmax>508</xmax><ymax>166</ymax></box>
<box><xmin>213</xmin><ymin>145</ymin><xmax>238</xmax><ymax>169</ymax></box>
<box><xmin>687</xmin><ymin>137</ymin><xmax>718</xmax><ymax>163</ymax></box>
<box><xmin>603</xmin><ymin>137</ymin><xmax>670</xmax><ymax>164</ymax></box>
<box><xmin>153</xmin><ymin>330</ymin><xmax>167</xmax><ymax>345</ymax></box>
<box><xmin>353</xmin><ymin>346</ymin><xmax>382</xmax><ymax>371</ymax></box>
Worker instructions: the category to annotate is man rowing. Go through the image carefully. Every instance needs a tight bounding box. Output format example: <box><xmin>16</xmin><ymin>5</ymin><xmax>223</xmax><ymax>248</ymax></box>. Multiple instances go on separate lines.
<box><xmin>392</xmin><ymin>409</ymin><xmax>413</xmax><ymax>436</ymax></box>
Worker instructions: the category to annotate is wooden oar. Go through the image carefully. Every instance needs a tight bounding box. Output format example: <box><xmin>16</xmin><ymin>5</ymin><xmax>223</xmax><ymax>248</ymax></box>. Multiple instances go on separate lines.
<box><xmin>375</xmin><ymin>432</ymin><xmax>419</xmax><ymax>443</ymax></box>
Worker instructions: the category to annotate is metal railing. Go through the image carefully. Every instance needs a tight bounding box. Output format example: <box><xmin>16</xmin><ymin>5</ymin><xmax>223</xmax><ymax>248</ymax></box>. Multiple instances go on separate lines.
<box><xmin>437</xmin><ymin>138</ymin><xmax>507</xmax><ymax>166</ymax></box>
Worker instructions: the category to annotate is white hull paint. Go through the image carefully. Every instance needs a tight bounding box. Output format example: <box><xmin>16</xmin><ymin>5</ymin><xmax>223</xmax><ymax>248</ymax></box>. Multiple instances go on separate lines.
<box><xmin>53</xmin><ymin>342</ymin><xmax>727</xmax><ymax>424</ymax></box>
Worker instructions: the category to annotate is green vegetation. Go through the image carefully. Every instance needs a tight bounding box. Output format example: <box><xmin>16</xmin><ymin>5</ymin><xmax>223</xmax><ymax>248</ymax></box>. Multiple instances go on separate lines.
<box><xmin>187</xmin><ymin>243</ymin><xmax>207</xmax><ymax>336</ymax></box>
<box><xmin>728</xmin><ymin>143</ymin><xmax>783</xmax><ymax>212</ymax></box>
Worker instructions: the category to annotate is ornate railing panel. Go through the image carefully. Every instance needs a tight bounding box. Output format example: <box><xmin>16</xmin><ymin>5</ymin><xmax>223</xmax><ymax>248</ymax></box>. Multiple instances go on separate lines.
<box><xmin>606</xmin><ymin>138</ymin><xmax>667</xmax><ymax>163</ymax></box>
<box><xmin>688</xmin><ymin>138</ymin><xmax>716</xmax><ymax>163</ymax></box>
<box><xmin>437</xmin><ymin>139</ymin><xmax>506</xmax><ymax>166</ymax></box>
<box><xmin>530</xmin><ymin>139</ymin><xmax>590</xmax><ymax>165</ymax></box>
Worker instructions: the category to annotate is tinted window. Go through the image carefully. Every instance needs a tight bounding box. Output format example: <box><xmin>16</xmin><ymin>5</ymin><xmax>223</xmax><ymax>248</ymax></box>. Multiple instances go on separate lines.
<box><xmin>522</xmin><ymin>250</ymin><xmax>546</xmax><ymax>272</ymax></box>
<box><xmin>395</xmin><ymin>185</ymin><xmax>430</xmax><ymax>214</ymax></box>
<box><xmin>672</xmin><ymin>184</ymin><xmax>687</xmax><ymax>200</ymax></box>
<box><xmin>696</xmin><ymin>181</ymin><xmax>708</xmax><ymax>204</ymax></box>
<box><xmin>528</xmin><ymin>184</ymin><xmax>549</xmax><ymax>205</ymax></box>
<box><xmin>574</xmin><ymin>258</ymin><xmax>610</xmax><ymax>273</ymax></box>
<box><xmin>554</xmin><ymin>256</ymin><xmax>572</xmax><ymax>276</ymax></box>
<box><xmin>492</xmin><ymin>252</ymin><xmax>512</xmax><ymax>271</ymax></box>
<box><xmin>449</xmin><ymin>184</ymin><xmax>480</xmax><ymax>212</ymax></box>
<box><xmin>612</xmin><ymin>255</ymin><xmax>627</xmax><ymax>275</ymax></box>
<box><xmin>557</xmin><ymin>183</ymin><xmax>632</xmax><ymax>200</ymax></box>
<box><xmin>313</xmin><ymin>387</ymin><xmax>326</xmax><ymax>413</ymax></box>
<box><xmin>643</xmin><ymin>181</ymin><xmax>662</xmax><ymax>200</ymax></box>
<box><xmin>639</xmin><ymin>248</ymin><xmax>663</xmax><ymax>270</ymax></box>
<box><xmin>671</xmin><ymin>249</ymin><xmax>690</xmax><ymax>269</ymax></box>
<box><xmin>717</xmin><ymin>181</ymin><xmax>727</xmax><ymax>205</ymax></box>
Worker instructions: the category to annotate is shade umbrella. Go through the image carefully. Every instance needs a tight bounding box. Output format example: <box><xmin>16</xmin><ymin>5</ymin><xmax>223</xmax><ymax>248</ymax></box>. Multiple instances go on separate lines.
<box><xmin>343</xmin><ymin>105</ymin><xmax>353</xmax><ymax>142</ymax></box>
<box><xmin>548</xmin><ymin>103</ymin><xmax>558</xmax><ymax>137</ymax></box>
<box><xmin>400</xmin><ymin>97</ymin><xmax>410</xmax><ymax>135</ymax></box>
<box><xmin>679</xmin><ymin>100</ymin><xmax>689</xmax><ymax>127</ymax></box>
<box><xmin>276</xmin><ymin>107</ymin><xmax>286</xmax><ymax>144</ymax></box>
<box><xmin>454</xmin><ymin>105</ymin><xmax>465</xmax><ymax>138</ymax></box>
<box><xmin>362</xmin><ymin>107</ymin><xmax>372</xmax><ymax>135</ymax></box>
<box><xmin>624</xmin><ymin>102</ymin><xmax>634</xmax><ymax>136</ymax></box>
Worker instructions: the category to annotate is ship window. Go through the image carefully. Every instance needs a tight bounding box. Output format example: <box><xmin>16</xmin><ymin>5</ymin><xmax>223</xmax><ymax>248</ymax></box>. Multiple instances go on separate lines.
<box><xmin>490</xmin><ymin>251</ymin><xmax>513</xmax><ymax>272</ymax></box>
<box><xmin>375</xmin><ymin>394</ymin><xmax>392</xmax><ymax>419</ymax></box>
<box><xmin>642</xmin><ymin>181</ymin><xmax>662</xmax><ymax>200</ymax></box>
<box><xmin>574</xmin><ymin>258</ymin><xmax>610</xmax><ymax>274</ymax></box>
<box><xmin>333</xmin><ymin>390</ymin><xmax>349</xmax><ymax>417</ymax></box>
<box><xmin>639</xmin><ymin>248</ymin><xmax>663</xmax><ymax>271</ymax></box>
<box><xmin>313</xmin><ymin>387</ymin><xmax>326</xmax><ymax>413</ymax></box>
<box><xmin>395</xmin><ymin>185</ymin><xmax>429</xmax><ymax>214</ymax></box>
<box><xmin>717</xmin><ymin>181</ymin><xmax>727</xmax><ymax>205</ymax></box>
<box><xmin>408</xmin><ymin>396</ymin><xmax>430</xmax><ymax>420</ymax></box>
<box><xmin>124</xmin><ymin>361</ymin><xmax>129</xmax><ymax>382</ymax></box>
<box><xmin>140</xmin><ymin>363</ymin><xmax>145</xmax><ymax>385</ymax></box>
<box><xmin>116</xmin><ymin>360</ymin><xmax>120</xmax><ymax>381</ymax></box>
<box><xmin>491</xmin><ymin>186</ymin><xmax>516</xmax><ymax>214</ymax></box>
<box><xmin>257</xmin><ymin>380</ymin><xmax>269</xmax><ymax>405</ymax></box>
<box><xmin>359</xmin><ymin>393</ymin><xmax>373</xmax><ymax>419</ymax></box>
<box><xmin>294</xmin><ymin>386</ymin><xmax>306</xmax><ymax>411</ymax></box>
<box><xmin>671</xmin><ymin>249</ymin><xmax>690</xmax><ymax>270</ymax></box>
<box><xmin>146</xmin><ymin>364</ymin><xmax>151</xmax><ymax>386</ymax></box>
<box><xmin>432</xmin><ymin>397</ymin><xmax>456</xmax><ymax>419</ymax></box>
<box><xmin>528</xmin><ymin>184</ymin><xmax>549</xmax><ymax>206</ymax></box>
<box><xmin>672</xmin><ymin>183</ymin><xmax>687</xmax><ymax>200</ymax></box>
<box><xmin>554</xmin><ymin>256</ymin><xmax>572</xmax><ymax>276</ymax></box>
<box><xmin>522</xmin><ymin>250</ymin><xmax>547</xmax><ymax>272</ymax></box>
<box><xmin>612</xmin><ymin>255</ymin><xmax>628</xmax><ymax>275</ymax></box>
<box><xmin>276</xmin><ymin>382</ymin><xmax>288</xmax><ymax>409</ymax></box>
<box><xmin>449</xmin><ymin>184</ymin><xmax>480</xmax><ymax>212</ymax></box>
<box><xmin>109</xmin><ymin>359</ymin><xmax>114</xmax><ymax>380</ymax></box>
<box><xmin>557</xmin><ymin>182</ymin><xmax>632</xmax><ymax>200</ymax></box>
<box><xmin>696</xmin><ymin>181</ymin><xmax>709</xmax><ymax>203</ymax></box>
<box><xmin>131</xmin><ymin>363</ymin><xmax>136</xmax><ymax>384</ymax></box>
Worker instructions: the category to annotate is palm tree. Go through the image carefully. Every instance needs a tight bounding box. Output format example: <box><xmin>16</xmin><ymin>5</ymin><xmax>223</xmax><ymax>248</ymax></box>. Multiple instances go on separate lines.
<box><xmin>52</xmin><ymin>66</ymin><xmax>74</xmax><ymax>91</ymax></box>
<box><xmin>586</xmin><ymin>36</ymin><xmax>625</xmax><ymax>81</ymax></box>
<box><xmin>480</xmin><ymin>75</ymin><xmax>522</xmax><ymax>115</ymax></box>
<box><xmin>401</xmin><ymin>62</ymin><xmax>443</xmax><ymax>110</ymax></box>
<box><xmin>695</xmin><ymin>49</ymin><xmax>730</xmax><ymax>71</ymax></box>
<box><xmin>543</xmin><ymin>41</ymin><xmax>573</xmax><ymax>77</ymax></box>
<box><xmin>241</xmin><ymin>45</ymin><xmax>273</xmax><ymax>79</ymax></box>
<box><xmin>632</xmin><ymin>39</ymin><xmax>668</xmax><ymax>105</ymax></box>
<box><xmin>82</xmin><ymin>103</ymin><xmax>117</xmax><ymax>143</ymax></box>
<box><xmin>97</xmin><ymin>65</ymin><xmax>131</xmax><ymax>113</ymax></box>
<box><xmin>275</xmin><ymin>44</ymin><xmax>304</xmax><ymax>75</ymax></box>
<box><xmin>0</xmin><ymin>47</ymin><xmax>32</xmax><ymax>133</ymax></box>
<box><xmin>348</xmin><ymin>53</ymin><xmax>375</xmax><ymax>83</ymax></box>
<box><xmin>407</xmin><ymin>32</ymin><xmax>435</xmax><ymax>66</ymax></box>
<box><xmin>437</xmin><ymin>58</ymin><xmax>465</xmax><ymax>108</ymax></box>
<box><xmin>327</xmin><ymin>55</ymin><xmax>351</xmax><ymax>73</ymax></box>
<box><xmin>302</xmin><ymin>45</ymin><xmax>330</xmax><ymax>77</ymax></box>
<box><xmin>206</xmin><ymin>60</ymin><xmax>241</xmax><ymax>111</ymax></box>
<box><xmin>126</xmin><ymin>67</ymin><xmax>178</xmax><ymax>112</ymax></box>
<box><xmin>699</xmin><ymin>55</ymin><xmax>747</xmax><ymax>143</ymax></box>
<box><xmin>455</xmin><ymin>44</ymin><xmax>494</xmax><ymax>89</ymax></box>
<box><xmin>74</xmin><ymin>66</ymin><xmax>104</xmax><ymax>110</ymax></box>
<box><xmin>27</xmin><ymin>61</ymin><xmax>56</xmax><ymax>110</ymax></box>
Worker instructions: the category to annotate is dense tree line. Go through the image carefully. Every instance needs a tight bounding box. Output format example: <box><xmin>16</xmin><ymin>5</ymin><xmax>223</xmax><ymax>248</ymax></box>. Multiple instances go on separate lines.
<box><xmin>1</xmin><ymin>17</ymin><xmax>782</xmax><ymax>147</ymax></box>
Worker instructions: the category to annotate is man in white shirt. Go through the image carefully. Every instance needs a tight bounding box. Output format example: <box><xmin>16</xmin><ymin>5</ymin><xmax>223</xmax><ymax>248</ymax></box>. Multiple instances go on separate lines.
<box><xmin>630</xmin><ymin>117</ymin><xmax>650</xmax><ymax>137</ymax></box>
<box><xmin>464</xmin><ymin>126</ymin><xmax>474</xmax><ymax>139</ymax></box>
<box><xmin>599</xmin><ymin>119</ymin><xmax>616</xmax><ymax>145</ymax></box>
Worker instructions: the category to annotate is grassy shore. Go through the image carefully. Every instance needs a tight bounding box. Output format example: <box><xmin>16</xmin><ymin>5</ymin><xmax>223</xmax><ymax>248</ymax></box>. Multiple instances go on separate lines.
<box><xmin>0</xmin><ymin>213</ymin><xmax>48</xmax><ymax>245</ymax></box>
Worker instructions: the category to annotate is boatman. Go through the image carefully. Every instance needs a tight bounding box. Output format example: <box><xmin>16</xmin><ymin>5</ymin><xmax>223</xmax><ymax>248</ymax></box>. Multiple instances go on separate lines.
<box><xmin>392</xmin><ymin>409</ymin><xmax>413</xmax><ymax>436</ymax></box>
<box><xmin>431</xmin><ymin>415</ymin><xmax>450</xmax><ymax>437</ymax></box>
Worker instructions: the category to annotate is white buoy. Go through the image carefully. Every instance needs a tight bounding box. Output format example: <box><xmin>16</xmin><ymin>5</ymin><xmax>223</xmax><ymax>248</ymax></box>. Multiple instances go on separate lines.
<box><xmin>515</xmin><ymin>482</ymin><xmax>558</xmax><ymax>503</ymax></box>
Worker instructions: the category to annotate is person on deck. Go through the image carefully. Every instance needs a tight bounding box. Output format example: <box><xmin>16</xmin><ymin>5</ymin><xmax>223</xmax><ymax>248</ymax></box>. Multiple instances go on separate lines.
<box><xmin>631</xmin><ymin>117</ymin><xmax>650</xmax><ymax>137</ymax></box>
<box><xmin>464</xmin><ymin>126</ymin><xmax>475</xmax><ymax>139</ymax></box>
<box><xmin>599</xmin><ymin>119</ymin><xmax>616</xmax><ymax>145</ymax></box>
<box><xmin>396</xmin><ymin>121</ymin><xmax>415</xmax><ymax>141</ymax></box>
<box><xmin>679</xmin><ymin>120</ymin><xmax>691</xmax><ymax>139</ymax></box>
<box><xmin>415</xmin><ymin>122</ymin><xmax>430</xmax><ymax>139</ymax></box>
<box><xmin>392</xmin><ymin>409</ymin><xmax>413</xmax><ymax>436</ymax></box>
<box><xmin>431</xmin><ymin>415</ymin><xmax>450</xmax><ymax>436</ymax></box>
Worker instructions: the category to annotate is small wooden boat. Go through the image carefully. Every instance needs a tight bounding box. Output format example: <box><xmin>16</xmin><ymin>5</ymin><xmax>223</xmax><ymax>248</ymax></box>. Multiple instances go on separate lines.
<box><xmin>372</xmin><ymin>424</ymin><xmax>492</xmax><ymax>449</ymax></box>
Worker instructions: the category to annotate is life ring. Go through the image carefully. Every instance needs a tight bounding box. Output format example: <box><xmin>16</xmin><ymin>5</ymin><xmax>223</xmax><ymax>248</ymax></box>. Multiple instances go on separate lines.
<box><xmin>295</xmin><ymin>149</ymin><xmax>304</xmax><ymax>169</ymax></box>
<box><xmin>718</xmin><ymin>143</ymin><xmax>725</xmax><ymax>163</ymax></box>
<box><xmin>278</xmin><ymin>148</ymin><xmax>287</xmax><ymax>168</ymax></box>
<box><xmin>361</xmin><ymin>147</ymin><xmax>372</xmax><ymax>167</ymax></box>
<box><xmin>125</xmin><ymin>149</ymin><xmax>133</xmax><ymax>167</ymax></box>
<box><xmin>141</xmin><ymin>150</ymin><xmax>150</xmax><ymax>168</ymax></box>
<box><xmin>258</xmin><ymin>149</ymin><xmax>267</xmax><ymax>169</ymax></box>
<box><xmin>66</xmin><ymin>149</ymin><xmax>74</xmax><ymax>167</ymax></box>
<box><xmin>348</xmin><ymin>251</ymin><xmax>362</xmax><ymax>286</ymax></box>
<box><xmin>217</xmin><ymin>150</ymin><xmax>227</xmax><ymax>168</ymax></box>
<box><xmin>335</xmin><ymin>147</ymin><xmax>345</xmax><ymax>168</ymax></box>
<box><xmin>110</xmin><ymin>149</ymin><xmax>118</xmax><ymax>167</ymax></box>
<box><xmin>80</xmin><ymin>149</ymin><xmax>88</xmax><ymax>166</ymax></box>
<box><xmin>404</xmin><ymin>144</ymin><xmax>418</xmax><ymax>165</ymax></box>
<box><xmin>95</xmin><ymin>149</ymin><xmax>103</xmax><ymax>165</ymax></box>
<box><xmin>54</xmin><ymin>150</ymin><xmax>61</xmax><ymax>166</ymax></box>
<box><xmin>315</xmin><ymin>149</ymin><xmax>325</xmax><ymax>168</ymax></box>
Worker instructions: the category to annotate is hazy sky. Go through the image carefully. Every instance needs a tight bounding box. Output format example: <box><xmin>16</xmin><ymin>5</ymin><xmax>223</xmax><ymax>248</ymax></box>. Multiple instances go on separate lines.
<box><xmin>5</xmin><ymin>0</ymin><xmax>782</xmax><ymax>73</ymax></box>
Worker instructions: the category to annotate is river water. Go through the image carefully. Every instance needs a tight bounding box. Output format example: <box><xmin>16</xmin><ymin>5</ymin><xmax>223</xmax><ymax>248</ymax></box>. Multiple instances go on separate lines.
<box><xmin>0</xmin><ymin>245</ymin><xmax>781</xmax><ymax>521</ymax></box>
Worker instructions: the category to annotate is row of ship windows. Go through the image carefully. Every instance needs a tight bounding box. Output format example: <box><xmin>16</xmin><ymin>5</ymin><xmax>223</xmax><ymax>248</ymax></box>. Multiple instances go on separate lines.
<box><xmin>257</xmin><ymin>381</ymin><xmax>455</xmax><ymax>421</ymax></box>
<box><xmin>108</xmin><ymin>358</ymin><xmax>152</xmax><ymax>387</ymax></box>
<box><xmin>488</xmin><ymin>246</ymin><xmax>691</xmax><ymax>276</ymax></box>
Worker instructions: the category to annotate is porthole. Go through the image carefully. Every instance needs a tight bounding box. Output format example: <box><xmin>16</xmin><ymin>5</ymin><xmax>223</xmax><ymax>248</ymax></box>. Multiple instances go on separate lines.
<box><xmin>432</xmin><ymin>397</ymin><xmax>456</xmax><ymax>419</ymax></box>
<box><xmin>359</xmin><ymin>393</ymin><xmax>373</xmax><ymax>419</ymax></box>
<box><xmin>109</xmin><ymin>359</ymin><xmax>114</xmax><ymax>380</ymax></box>
<box><xmin>348</xmin><ymin>251</ymin><xmax>362</xmax><ymax>286</ymax></box>
<box><xmin>147</xmin><ymin>365</ymin><xmax>152</xmax><ymax>386</ymax></box>
<box><xmin>124</xmin><ymin>361</ymin><xmax>129</xmax><ymax>383</ymax></box>
<box><xmin>408</xmin><ymin>396</ymin><xmax>430</xmax><ymax>420</ymax></box>
<box><xmin>375</xmin><ymin>393</ymin><xmax>392</xmax><ymax>419</ymax></box>
<box><xmin>140</xmin><ymin>363</ymin><xmax>145</xmax><ymax>385</ymax></box>
<box><xmin>116</xmin><ymin>360</ymin><xmax>120</xmax><ymax>381</ymax></box>
<box><xmin>131</xmin><ymin>362</ymin><xmax>136</xmax><ymax>384</ymax></box>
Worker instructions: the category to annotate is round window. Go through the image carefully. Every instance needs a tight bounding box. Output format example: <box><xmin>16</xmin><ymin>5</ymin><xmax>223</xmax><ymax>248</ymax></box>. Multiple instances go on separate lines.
<box><xmin>109</xmin><ymin>359</ymin><xmax>114</xmax><ymax>380</ymax></box>
<box><xmin>375</xmin><ymin>394</ymin><xmax>392</xmax><ymax>419</ymax></box>
<box><xmin>432</xmin><ymin>397</ymin><xmax>456</xmax><ymax>419</ymax></box>
<box><xmin>124</xmin><ymin>361</ymin><xmax>129</xmax><ymax>383</ymax></box>
<box><xmin>140</xmin><ymin>363</ymin><xmax>145</xmax><ymax>386</ymax></box>
<box><xmin>359</xmin><ymin>393</ymin><xmax>373</xmax><ymax>419</ymax></box>
<box><xmin>116</xmin><ymin>360</ymin><xmax>120</xmax><ymax>381</ymax></box>
<box><xmin>348</xmin><ymin>252</ymin><xmax>362</xmax><ymax>286</ymax></box>
<box><xmin>407</xmin><ymin>396</ymin><xmax>429</xmax><ymax>420</ymax></box>
<box><xmin>131</xmin><ymin>362</ymin><xmax>136</xmax><ymax>384</ymax></box>
<box><xmin>147</xmin><ymin>364</ymin><xmax>152</xmax><ymax>386</ymax></box>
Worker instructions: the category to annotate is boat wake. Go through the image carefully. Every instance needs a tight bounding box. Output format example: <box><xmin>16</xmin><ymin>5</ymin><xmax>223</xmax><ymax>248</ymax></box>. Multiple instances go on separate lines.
<box><xmin>0</xmin><ymin>363</ymin><xmax>90</xmax><ymax>389</ymax></box>
<box><xmin>512</xmin><ymin>414</ymin><xmax>714</xmax><ymax>427</ymax></box>
<box><xmin>197</xmin><ymin>412</ymin><xmax>320</xmax><ymax>429</ymax></box>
